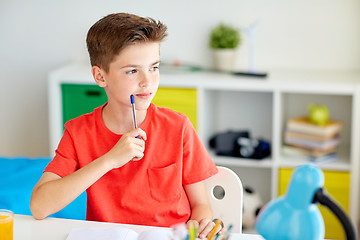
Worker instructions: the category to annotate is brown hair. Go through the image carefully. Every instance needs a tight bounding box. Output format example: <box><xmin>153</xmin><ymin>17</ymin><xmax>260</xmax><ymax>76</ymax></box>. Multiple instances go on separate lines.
<box><xmin>86</xmin><ymin>13</ymin><xmax>168</xmax><ymax>72</ymax></box>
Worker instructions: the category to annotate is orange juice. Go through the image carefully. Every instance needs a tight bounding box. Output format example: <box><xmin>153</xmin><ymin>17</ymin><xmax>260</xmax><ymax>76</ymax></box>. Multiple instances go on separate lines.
<box><xmin>0</xmin><ymin>210</ymin><xmax>13</xmax><ymax>240</ymax></box>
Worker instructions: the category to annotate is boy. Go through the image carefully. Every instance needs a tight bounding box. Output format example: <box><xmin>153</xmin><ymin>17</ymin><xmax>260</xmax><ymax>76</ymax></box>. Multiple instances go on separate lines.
<box><xmin>30</xmin><ymin>13</ymin><xmax>220</xmax><ymax>238</ymax></box>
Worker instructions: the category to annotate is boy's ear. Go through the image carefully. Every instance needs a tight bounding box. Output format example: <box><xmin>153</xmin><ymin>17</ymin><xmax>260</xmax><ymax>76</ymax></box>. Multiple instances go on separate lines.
<box><xmin>92</xmin><ymin>66</ymin><xmax>107</xmax><ymax>88</ymax></box>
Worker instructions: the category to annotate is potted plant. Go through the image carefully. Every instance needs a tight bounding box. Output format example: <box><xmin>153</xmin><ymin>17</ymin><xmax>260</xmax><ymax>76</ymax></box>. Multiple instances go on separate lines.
<box><xmin>209</xmin><ymin>23</ymin><xmax>241</xmax><ymax>72</ymax></box>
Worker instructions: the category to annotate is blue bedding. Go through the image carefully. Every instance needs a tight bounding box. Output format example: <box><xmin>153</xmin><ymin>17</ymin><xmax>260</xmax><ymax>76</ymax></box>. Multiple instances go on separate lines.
<box><xmin>0</xmin><ymin>156</ymin><xmax>86</xmax><ymax>220</ymax></box>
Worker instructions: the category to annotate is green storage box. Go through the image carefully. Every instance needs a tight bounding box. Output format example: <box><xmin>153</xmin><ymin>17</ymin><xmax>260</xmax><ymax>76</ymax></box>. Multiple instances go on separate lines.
<box><xmin>61</xmin><ymin>84</ymin><xmax>197</xmax><ymax>131</ymax></box>
<box><xmin>61</xmin><ymin>84</ymin><xmax>107</xmax><ymax>125</ymax></box>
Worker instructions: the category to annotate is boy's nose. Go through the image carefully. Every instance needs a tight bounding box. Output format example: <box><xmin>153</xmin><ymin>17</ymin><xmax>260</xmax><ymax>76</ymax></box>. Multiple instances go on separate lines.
<box><xmin>139</xmin><ymin>73</ymin><xmax>151</xmax><ymax>87</ymax></box>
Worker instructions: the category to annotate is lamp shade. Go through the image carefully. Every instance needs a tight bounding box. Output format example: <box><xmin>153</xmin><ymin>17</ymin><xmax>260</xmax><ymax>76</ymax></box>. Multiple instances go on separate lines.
<box><xmin>255</xmin><ymin>164</ymin><xmax>325</xmax><ymax>240</ymax></box>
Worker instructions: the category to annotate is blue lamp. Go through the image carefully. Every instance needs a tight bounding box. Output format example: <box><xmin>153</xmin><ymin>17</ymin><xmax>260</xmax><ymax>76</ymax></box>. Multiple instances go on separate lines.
<box><xmin>255</xmin><ymin>164</ymin><xmax>357</xmax><ymax>240</ymax></box>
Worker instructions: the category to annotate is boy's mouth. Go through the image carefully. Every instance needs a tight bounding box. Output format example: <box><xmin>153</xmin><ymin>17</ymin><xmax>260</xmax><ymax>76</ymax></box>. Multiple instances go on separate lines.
<box><xmin>135</xmin><ymin>92</ymin><xmax>152</xmax><ymax>99</ymax></box>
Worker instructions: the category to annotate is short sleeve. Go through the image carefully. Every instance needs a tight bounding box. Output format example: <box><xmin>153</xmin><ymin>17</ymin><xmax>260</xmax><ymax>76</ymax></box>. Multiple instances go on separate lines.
<box><xmin>44</xmin><ymin>128</ymin><xmax>79</xmax><ymax>177</ymax></box>
<box><xmin>182</xmin><ymin>118</ymin><xmax>218</xmax><ymax>185</ymax></box>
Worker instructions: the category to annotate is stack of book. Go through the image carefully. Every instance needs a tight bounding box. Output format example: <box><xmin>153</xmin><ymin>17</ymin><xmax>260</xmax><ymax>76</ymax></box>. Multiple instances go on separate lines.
<box><xmin>282</xmin><ymin>116</ymin><xmax>343</xmax><ymax>163</ymax></box>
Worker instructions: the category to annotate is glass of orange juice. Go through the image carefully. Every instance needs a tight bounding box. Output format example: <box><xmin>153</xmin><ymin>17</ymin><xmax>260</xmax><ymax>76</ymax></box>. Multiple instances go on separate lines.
<box><xmin>0</xmin><ymin>209</ymin><xmax>13</xmax><ymax>240</ymax></box>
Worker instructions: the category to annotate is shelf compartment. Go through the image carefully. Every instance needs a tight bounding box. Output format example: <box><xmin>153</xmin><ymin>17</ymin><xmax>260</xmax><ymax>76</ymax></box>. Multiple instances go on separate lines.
<box><xmin>211</xmin><ymin>152</ymin><xmax>272</xmax><ymax>168</ymax></box>
<box><xmin>279</xmin><ymin>92</ymin><xmax>353</xmax><ymax>172</ymax></box>
<box><xmin>218</xmin><ymin>165</ymin><xmax>272</xmax><ymax>203</ymax></box>
<box><xmin>278</xmin><ymin>145</ymin><xmax>351</xmax><ymax>171</ymax></box>
<box><xmin>279</xmin><ymin>167</ymin><xmax>350</xmax><ymax>240</ymax></box>
<box><xmin>281</xmin><ymin>92</ymin><xmax>352</xmax><ymax>146</ymax></box>
<box><xmin>202</xmin><ymin>90</ymin><xmax>273</xmax><ymax>151</ymax></box>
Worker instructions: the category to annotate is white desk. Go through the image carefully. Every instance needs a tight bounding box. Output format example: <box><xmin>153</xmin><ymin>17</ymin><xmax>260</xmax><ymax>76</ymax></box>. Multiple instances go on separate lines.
<box><xmin>14</xmin><ymin>214</ymin><xmax>264</xmax><ymax>240</ymax></box>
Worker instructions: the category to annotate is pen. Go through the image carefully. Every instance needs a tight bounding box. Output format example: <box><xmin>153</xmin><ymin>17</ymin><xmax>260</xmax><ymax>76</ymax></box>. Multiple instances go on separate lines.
<box><xmin>207</xmin><ymin>219</ymin><xmax>221</xmax><ymax>240</ymax></box>
<box><xmin>221</xmin><ymin>224</ymin><xmax>233</xmax><ymax>240</ymax></box>
<box><xmin>130</xmin><ymin>95</ymin><xmax>139</xmax><ymax>138</ymax></box>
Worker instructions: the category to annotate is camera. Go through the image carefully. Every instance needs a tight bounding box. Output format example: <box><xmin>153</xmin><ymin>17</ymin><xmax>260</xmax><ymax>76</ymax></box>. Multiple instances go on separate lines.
<box><xmin>209</xmin><ymin>130</ymin><xmax>271</xmax><ymax>160</ymax></box>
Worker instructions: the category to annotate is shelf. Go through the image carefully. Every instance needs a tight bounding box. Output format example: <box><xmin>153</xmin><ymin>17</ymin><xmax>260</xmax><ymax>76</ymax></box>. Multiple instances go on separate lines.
<box><xmin>278</xmin><ymin>145</ymin><xmax>351</xmax><ymax>171</ymax></box>
<box><xmin>211</xmin><ymin>152</ymin><xmax>272</xmax><ymax>169</ymax></box>
<box><xmin>277</xmin><ymin>157</ymin><xmax>351</xmax><ymax>171</ymax></box>
<box><xmin>49</xmin><ymin>63</ymin><xmax>360</xmax><ymax>230</ymax></box>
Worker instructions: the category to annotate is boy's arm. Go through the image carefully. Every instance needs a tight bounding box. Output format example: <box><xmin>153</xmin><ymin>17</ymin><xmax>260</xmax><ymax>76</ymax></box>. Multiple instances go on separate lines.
<box><xmin>184</xmin><ymin>181</ymin><xmax>222</xmax><ymax>239</ymax></box>
<box><xmin>30</xmin><ymin>128</ymin><xmax>146</xmax><ymax>220</ymax></box>
<box><xmin>30</xmin><ymin>154</ymin><xmax>114</xmax><ymax>220</ymax></box>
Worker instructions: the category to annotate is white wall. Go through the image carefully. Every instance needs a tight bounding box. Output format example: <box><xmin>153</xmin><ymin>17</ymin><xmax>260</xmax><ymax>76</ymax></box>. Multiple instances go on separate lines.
<box><xmin>1</xmin><ymin>0</ymin><xmax>360</xmax><ymax>156</ymax></box>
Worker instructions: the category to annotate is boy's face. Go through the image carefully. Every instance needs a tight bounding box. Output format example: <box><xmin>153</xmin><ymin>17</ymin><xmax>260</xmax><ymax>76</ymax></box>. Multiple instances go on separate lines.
<box><xmin>99</xmin><ymin>42</ymin><xmax>161</xmax><ymax>111</ymax></box>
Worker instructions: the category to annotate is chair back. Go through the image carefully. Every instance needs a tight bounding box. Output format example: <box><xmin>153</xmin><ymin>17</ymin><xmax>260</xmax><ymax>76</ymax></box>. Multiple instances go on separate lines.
<box><xmin>204</xmin><ymin>166</ymin><xmax>243</xmax><ymax>233</ymax></box>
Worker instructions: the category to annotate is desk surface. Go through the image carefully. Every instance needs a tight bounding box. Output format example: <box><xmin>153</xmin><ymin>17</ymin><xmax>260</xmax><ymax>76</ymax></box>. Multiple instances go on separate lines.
<box><xmin>14</xmin><ymin>214</ymin><xmax>264</xmax><ymax>240</ymax></box>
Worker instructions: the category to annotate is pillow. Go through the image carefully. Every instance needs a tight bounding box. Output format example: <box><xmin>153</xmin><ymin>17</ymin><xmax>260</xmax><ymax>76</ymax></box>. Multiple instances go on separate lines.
<box><xmin>0</xmin><ymin>156</ymin><xmax>86</xmax><ymax>220</ymax></box>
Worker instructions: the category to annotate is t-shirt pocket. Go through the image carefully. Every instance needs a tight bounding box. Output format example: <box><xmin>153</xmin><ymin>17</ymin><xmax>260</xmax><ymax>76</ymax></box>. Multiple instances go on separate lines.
<box><xmin>148</xmin><ymin>163</ymin><xmax>181</xmax><ymax>202</ymax></box>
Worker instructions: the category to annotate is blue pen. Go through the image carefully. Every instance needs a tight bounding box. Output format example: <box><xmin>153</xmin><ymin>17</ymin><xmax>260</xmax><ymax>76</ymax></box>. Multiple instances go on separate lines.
<box><xmin>130</xmin><ymin>95</ymin><xmax>139</xmax><ymax>138</ymax></box>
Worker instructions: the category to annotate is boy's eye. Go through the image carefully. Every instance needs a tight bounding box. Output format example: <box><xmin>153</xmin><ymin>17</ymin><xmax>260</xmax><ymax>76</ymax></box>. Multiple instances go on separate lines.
<box><xmin>150</xmin><ymin>66</ymin><xmax>159</xmax><ymax>72</ymax></box>
<box><xmin>127</xmin><ymin>69</ymin><xmax>137</xmax><ymax>74</ymax></box>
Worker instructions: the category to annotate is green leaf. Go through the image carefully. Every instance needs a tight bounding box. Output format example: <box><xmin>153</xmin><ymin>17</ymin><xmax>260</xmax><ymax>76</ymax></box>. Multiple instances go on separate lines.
<box><xmin>209</xmin><ymin>23</ymin><xmax>241</xmax><ymax>49</ymax></box>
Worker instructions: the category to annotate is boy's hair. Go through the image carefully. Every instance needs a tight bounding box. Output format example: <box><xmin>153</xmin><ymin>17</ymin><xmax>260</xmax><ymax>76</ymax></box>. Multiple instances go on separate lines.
<box><xmin>86</xmin><ymin>13</ymin><xmax>168</xmax><ymax>72</ymax></box>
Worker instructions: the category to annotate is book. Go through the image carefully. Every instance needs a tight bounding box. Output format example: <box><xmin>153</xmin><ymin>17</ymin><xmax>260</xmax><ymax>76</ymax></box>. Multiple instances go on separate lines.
<box><xmin>309</xmin><ymin>153</ymin><xmax>338</xmax><ymax>164</ymax></box>
<box><xmin>66</xmin><ymin>227</ymin><xmax>177</xmax><ymax>240</ymax></box>
<box><xmin>284</xmin><ymin>130</ymin><xmax>338</xmax><ymax>142</ymax></box>
<box><xmin>284</xmin><ymin>135</ymin><xmax>340</xmax><ymax>150</ymax></box>
<box><xmin>282</xmin><ymin>145</ymin><xmax>337</xmax><ymax>158</ymax></box>
<box><xmin>286</xmin><ymin>116</ymin><xmax>343</xmax><ymax>137</ymax></box>
<box><xmin>282</xmin><ymin>145</ymin><xmax>338</xmax><ymax>164</ymax></box>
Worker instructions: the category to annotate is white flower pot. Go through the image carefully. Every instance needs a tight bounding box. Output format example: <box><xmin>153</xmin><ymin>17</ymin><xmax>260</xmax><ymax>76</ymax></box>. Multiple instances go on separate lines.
<box><xmin>212</xmin><ymin>49</ymin><xmax>237</xmax><ymax>72</ymax></box>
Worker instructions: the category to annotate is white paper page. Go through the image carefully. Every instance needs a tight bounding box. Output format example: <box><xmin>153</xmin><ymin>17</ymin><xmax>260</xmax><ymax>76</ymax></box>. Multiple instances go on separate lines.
<box><xmin>66</xmin><ymin>227</ymin><xmax>138</xmax><ymax>240</ymax></box>
<box><xmin>137</xmin><ymin>228</ymin><xmax>173</xmax><ymax>240</ymax></box>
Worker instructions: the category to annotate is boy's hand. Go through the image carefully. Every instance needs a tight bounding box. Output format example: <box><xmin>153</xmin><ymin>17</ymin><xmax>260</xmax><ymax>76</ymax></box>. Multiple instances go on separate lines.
<box><xmin>190</xmin><ymin>218</ymin><xmax>223</xmax><ymax>239</ymax></box>
<box><xmin>106</xmin><ymin>128</ymin><xmax>147</xmax><ymax>169</ymax></box>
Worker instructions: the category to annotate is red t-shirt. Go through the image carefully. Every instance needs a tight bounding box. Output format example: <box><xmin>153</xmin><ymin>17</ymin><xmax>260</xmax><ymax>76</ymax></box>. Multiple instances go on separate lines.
<box><xmin>45</xmin><ymin>103</ymin><xmax>218</xmax><ymax>227</ymax></box>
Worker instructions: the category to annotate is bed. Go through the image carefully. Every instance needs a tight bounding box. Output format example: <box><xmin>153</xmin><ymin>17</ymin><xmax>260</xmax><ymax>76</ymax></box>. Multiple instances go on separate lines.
<box><xmin>0</xmin><ymin>156</ymin><xmax>86</xmax><ymax>220</ymax></box>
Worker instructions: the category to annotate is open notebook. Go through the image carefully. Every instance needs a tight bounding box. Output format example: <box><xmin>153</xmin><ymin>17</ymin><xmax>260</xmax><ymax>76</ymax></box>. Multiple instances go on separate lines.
<box><xmin>66</xmin><ymin>227</ymin><xmax>173</xmax><ymax>240</ymax></box>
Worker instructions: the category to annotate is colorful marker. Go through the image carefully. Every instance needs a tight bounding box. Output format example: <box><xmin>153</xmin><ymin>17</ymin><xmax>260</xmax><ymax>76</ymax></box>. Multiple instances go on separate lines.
<box><xmin>221</xmin><ymin>224</ymin><xmax>233</xmax><ymax>240</ymax></box>
<box><xmin>188</xmin><ymin>221</ymin><xmax>198</xmax><ymax>240</ymax></box>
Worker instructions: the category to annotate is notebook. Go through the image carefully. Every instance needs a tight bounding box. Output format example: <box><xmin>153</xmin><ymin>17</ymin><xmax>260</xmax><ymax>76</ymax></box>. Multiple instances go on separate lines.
<box><xmin>66</xmin><ymin>227</ymin><xmax>174</xmax><ymax>240</ymax></box>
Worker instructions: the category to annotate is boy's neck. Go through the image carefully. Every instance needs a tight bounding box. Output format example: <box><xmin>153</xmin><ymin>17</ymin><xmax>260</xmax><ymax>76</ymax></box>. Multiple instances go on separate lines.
<box><xmin>102</xmin><ymin>102</ymin><xmax>147</xmax><ymax>135</ymax></box>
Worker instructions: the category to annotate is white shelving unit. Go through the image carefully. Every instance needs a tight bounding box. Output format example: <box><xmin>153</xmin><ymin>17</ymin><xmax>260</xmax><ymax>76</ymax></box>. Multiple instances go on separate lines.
<box><xmin>48</xmin><ymin>64</ymin><xmax>360</xmax><ymax>224</ymax></box>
